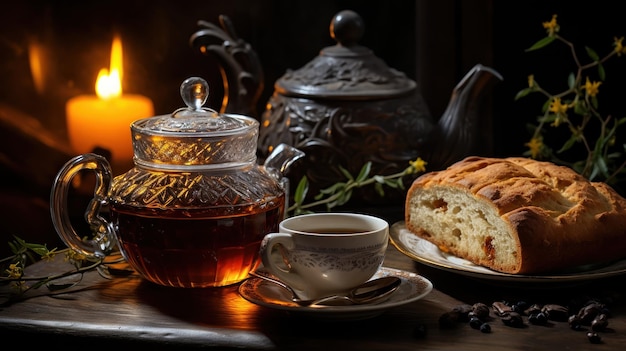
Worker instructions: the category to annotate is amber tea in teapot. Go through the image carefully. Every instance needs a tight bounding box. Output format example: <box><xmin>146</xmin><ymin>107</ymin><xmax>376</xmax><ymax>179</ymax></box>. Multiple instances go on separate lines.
<box><xmin>110</xmin><ymin>199</ymin><xmax>284</xmax><ymax>287</ymax></box>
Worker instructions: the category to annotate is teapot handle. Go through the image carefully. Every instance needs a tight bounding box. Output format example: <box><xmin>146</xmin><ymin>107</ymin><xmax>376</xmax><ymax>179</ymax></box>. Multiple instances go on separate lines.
<box><xmin>50</xmin><ymin>153</ymin><xmax>117</xmax><ymax>259</ymax></box>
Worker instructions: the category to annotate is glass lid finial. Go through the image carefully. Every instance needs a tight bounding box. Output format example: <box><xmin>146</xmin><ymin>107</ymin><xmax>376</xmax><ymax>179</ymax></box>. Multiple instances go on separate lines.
<box><xmin>180</xmin><ymin>77</ymin><xmax>209</xmax><ymax>111</ymax></box>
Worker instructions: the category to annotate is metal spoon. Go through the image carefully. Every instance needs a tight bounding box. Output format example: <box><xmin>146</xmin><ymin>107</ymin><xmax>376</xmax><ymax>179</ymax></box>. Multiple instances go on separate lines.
<box><xmin>248</xmin><ymin>270</ymin><xmax>401</xmax><ymax>307</ymax></box>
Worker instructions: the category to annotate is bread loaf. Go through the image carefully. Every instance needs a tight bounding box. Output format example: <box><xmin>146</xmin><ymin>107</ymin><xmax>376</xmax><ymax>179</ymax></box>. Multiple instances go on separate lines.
<box><xmin>404</xmin><ymin>156</ymin><xmax>626</xmax><ymax>274</ymax></box>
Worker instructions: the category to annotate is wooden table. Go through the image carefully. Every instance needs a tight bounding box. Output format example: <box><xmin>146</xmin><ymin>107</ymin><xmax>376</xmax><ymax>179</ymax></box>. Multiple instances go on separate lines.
<box><xmin>1</xmin><ymin>241</ymin><xmax>625</xmax><ymax>350</ymax></box>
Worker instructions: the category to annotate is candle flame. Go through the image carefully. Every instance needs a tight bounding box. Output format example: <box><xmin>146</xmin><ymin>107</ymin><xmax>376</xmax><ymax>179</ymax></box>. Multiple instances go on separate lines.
<box><xmin>95</xmin><ymin>36</ymin><xmax>123</xmax><ymax>99</ymax></box>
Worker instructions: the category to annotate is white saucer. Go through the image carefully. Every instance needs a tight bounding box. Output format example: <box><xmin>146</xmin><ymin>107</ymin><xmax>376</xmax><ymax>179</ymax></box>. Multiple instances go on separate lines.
<box><xmin>238</xmin><ymin>266</ymin><xmax>433</xmax><ymax>320</ymax></box>
<box><xmin>390</xmin><ymin>221</ymin><xmax>626</xmax><ymax>284</ymax></box>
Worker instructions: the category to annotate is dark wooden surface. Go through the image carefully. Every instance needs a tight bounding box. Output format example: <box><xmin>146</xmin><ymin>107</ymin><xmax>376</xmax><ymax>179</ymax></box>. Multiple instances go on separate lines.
<box><xmin>1</xmin><ymin>241</ymin><xmax>625</xmax><ymax>350</ymax></box>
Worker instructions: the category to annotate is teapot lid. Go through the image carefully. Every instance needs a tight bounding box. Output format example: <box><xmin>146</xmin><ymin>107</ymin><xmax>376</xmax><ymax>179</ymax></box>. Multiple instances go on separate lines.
<box><xmin>130</xmin><ymin>77</ymin><xmax>259</xmax><ymax>170</ymax></box>
<box><xmin>275</xmin><ymin>10</ymin><xmax>416</xmax><ymax>100</ymax></box>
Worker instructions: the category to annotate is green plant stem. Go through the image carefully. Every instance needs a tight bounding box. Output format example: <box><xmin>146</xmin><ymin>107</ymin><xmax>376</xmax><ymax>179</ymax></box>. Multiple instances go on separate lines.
<box><xmin>287</xmin><ymin>168</ymin><xmax>409</xmax><ymax>213</ymax></box>
<box><xmin>0</xmin><ymin>258</ymin><xmax>103</xmax><ymax>285</ymax></box>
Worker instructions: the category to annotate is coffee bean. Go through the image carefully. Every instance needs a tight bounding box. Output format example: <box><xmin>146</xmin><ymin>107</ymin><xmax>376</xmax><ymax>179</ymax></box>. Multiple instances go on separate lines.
<box><xmin>568</xmin><ymin>314</ymin><xmax>584</xmax><ymax>330</ymax></box>
<box><xmin>578</xmin><ymin>303</ymin><xmax>604</xmax><ymax>324</ymax></box>
<box><xmin>452</xmin><ymin>304</ymin><xmax>473</xmax><ymax>322</ymax></box>
<box><xmin>528</xmin><ymin>312</ymin><xmax>548</xmax><ymax>325</ymax></box>
<box><xmin>492</xmin><ymin>301</ymin><xmax>512</xmax><ymax>316</ymax></box>
<box><xmin>591</xmin><ymin>314</ymin><xmax>609</xmax><ymax>332</ymax></box>
<box><xmin>524</xmin><ymin>303</ymin><xmax>543</xmax><ymax>316</ymax></box>
<box><xmin>541</xmin><ymin>304</ymin><xmax>569</xmax><ymax>322</ymax></box>
<box><xmin>501</xmin><ymin>312</ymin><xmax>524</xmax><ymax>328</ymax></box>
<box><xmin>471</xmin><ymin>302</ymin><xmax>490</xmax><ymax>320</ymax></box>
<box><xmin>587</xmin><ymin>332</ymin><xmax>602</xmax><ymax>344</ymax></box>
<box><xmin>469</xmin><ymin>316</ymin><xmax>483</xmax><ymax>329</ymax></box>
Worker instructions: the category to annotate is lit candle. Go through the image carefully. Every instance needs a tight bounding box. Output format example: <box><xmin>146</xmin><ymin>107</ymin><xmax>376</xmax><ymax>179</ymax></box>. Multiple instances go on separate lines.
<box><xmin>66</xmin><ymin>35</ymin><xmax>154</xmax><ymax>168</ymax></box>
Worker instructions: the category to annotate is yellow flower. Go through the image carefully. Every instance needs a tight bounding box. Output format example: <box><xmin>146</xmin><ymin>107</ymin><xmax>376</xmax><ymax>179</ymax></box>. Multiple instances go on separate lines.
<box><xmin>583</xmin><ymin>77</ymin><xmax>601</xmax><ymax>97</ymax></box>
<box><xmin>542</xmin><ymin>14</ymin><xmax>559</xmax><ymax>36</ymax></box>
<box><xmin>408</xmin><ymin>157</ymin><xmax>427</xmax><ymax>174</ymax></box>
<box><xmin>527</xmin><ymin>74</ymin><xmax>535</xmax><ymax>88</ymax></box>
<box><xmin>5</xmin><ymin>263</ymin><xmax>23</xmax><ymax>279</ymax></box>
<box><xmin>65</xmin><ymin>249</ymin><xmax>87</xmax><ymax>263</ymax></box>
<box><xmin>41</xmin><ymin>249</ymin><xmax>58</xmax><ymax>261</ymax></box>
<box><xmin>549</xmin><ymin>97</ymin><xmax>569</xmax><ymax>114</ymax></box>
<box><xmin>525</xmin><ymin>137</ymin><xmax>543</xmax><ymax>159</ymax></box>
<box><xmin>548</xmin><ymin>98</ymin><xmax>570</xmax><ymax>127</ymax></box>
<box><xmin>614</xmin><ymin>37</ymin><xmax>626</xmax><ymax>56</ymax></box>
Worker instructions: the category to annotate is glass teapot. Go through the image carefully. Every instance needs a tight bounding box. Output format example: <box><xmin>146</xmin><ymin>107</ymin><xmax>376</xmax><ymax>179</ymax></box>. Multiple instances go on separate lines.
<box><xmin>50</xmin><ymin>77</ymin><xmax>304</xmax><ymax>288</ymax></box>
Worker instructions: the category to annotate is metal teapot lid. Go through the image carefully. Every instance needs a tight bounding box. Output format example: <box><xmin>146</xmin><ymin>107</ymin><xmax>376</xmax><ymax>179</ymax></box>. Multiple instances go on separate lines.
<box><xmin>275</xmin><ymin>9</ymin><xmax>416</xmax><ymax>100</ymax></box>
<box><xmin>130</xmin><ymin>77</ymin><xmax>259</xmax><ymax>170</ymax></box>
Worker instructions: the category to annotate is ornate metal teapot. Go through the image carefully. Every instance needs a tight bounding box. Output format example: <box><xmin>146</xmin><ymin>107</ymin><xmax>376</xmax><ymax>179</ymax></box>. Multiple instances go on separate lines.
<box><xmin>190</xmin><ymin>10</ymin><xmax>502</xmax><ymax>205</ymax></box>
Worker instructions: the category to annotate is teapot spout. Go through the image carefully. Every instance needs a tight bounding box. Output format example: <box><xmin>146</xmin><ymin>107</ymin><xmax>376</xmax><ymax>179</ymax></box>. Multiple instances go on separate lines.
<box><xmin>263</xmin><ymin>143</ymin><xmax>306</xmax><ymax>178</ymax></box>
<box><xmin>428</xmin><ymin>64</ymin><xmax>503</xmax><ymax>170</ymax></box>
<box><xmin>263</xmin><ymin>144</ymin><xmax>305</xmax><ymax>217</ymax></box>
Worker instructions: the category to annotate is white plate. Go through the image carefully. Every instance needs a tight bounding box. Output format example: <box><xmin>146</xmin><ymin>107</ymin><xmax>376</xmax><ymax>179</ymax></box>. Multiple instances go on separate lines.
<box><xmin>238</xmin><ymin>266</ymin><xmax>433</xmax><ymax>320</ymax></box>
<box><xmin>390</xmin><ymin>221</ymin><xmax>626</xmax><ymax>284</ymax></box>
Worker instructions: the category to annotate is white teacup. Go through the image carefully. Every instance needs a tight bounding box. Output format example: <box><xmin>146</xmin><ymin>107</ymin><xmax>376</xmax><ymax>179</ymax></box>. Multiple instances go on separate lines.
<box><xmin>259</xmin><ymin>213</ymin><xmax>389</xmax><ymax>300</ymax></box>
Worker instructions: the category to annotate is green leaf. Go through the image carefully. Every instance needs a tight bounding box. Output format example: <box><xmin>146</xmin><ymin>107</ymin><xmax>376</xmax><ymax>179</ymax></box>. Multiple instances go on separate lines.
<box><xmin>374</xmin><ymin>183</ymin><xmax>384</xmax><ymax>197</ymax></box>
<box><xmin>557</xmin><ymin>135</ymin><xmax>578</xmax><ymax>153</ymax></box>
<box><xmin>515</xmin><ymin>88</ymin><xmax>534</xmax><ymax>100</ymax></box>
<box><xmin>355</xmin><ymin>162</ymin><xmax>372</xmax><ymax>182</ymax></box>
<box><xmin>591</xmin><ymin>96</ymin><xmax>599</xmax><ymax>109</ymax></box>
<box><xmin>8</xmin><ymin>240</ymin><xmax>20</xmax><ymax>255</ymax></box>
<box><xmin>337</xmin><ymin>190</ymin><xmax>352</xmax><ymax>206</ymax></box>
<box><xmin>327</xmin><ymin>190</ymin><xmax>352</xmax><ymax>209</ymax></box>
<box><xmin>598</xmin><ymin>63</ymin><xmax>606</xmax><ymax>81</ymax></box>
<box><xmin>591</xmin><ymin>157</ymin><xmax>609</xmax><ymax>180</ymax></box>
<box><xmin>339</xmin><ymin>165</ymin><xmax>354</xmax><ymax>181</ymax></box>
<box><xmin>317</xmin><ymin>182</ymin><xmax>346</xmax><ymax>196</ymax></box>
<box><xmin>23</xmin><ymin>242</ymin><xmax>48</xmax><ymax>251</ymax></box>
<box><xmin>396</xmin><ymin>178</ymin><xmax>406</xmax><ymax>189</ymax></box>
<box><xmin>29</xmin><ymin>246</ymin><xmax>51</xmax><ymax>257</ymax></box>
<box><xmin>585</xmin><ymin>46</ymin><xmax>600</xmax><ymax>62</ymax></box>
<box><xmin>607</xmin><ymin>151</ymin><xmax>622</xmax><ymax>159</ymax></box>
<box><xmin>539</xmin><ymin>113</ymin><xmax>557</xmax><ymax>124</ymax></box>
<box><xmin>567</xmin><ymin>73</ymin><xmax>576</xmax><ymax>89</ymax></box>
<box><xmin>573</xmin><ymin>100</ymin><xmax>587</xmax><ymax>115</ymax></box>
<box><xmin>384</xmin><ymin>179</ymin><xmax>399</xmax><ymax>188</ymax></box>
<box><xmin>293</xmin><ymin>177</ymin><xmax>309</xmax><ymax>206</ymax></box>
<box><xmin>525</xmin><ymin>36</ymin><xmax>556</xmax><ymax>51</ymax></box>
<box><xmin>541</xmin><ymin>99</ymin><xmax>551</xmax><ymax>113</ymax></box>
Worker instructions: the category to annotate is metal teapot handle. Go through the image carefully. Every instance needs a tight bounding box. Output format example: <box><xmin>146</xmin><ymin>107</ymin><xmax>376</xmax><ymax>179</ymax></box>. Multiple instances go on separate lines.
<box><xmin>189</xmin><ymin>15</ymin><xmax>264</xmax><ymax>118</ymax></box>
<box><xmin>50</xmin><ymin>153</ymin><xmax>117</xmax><ymax>259</ymax></box>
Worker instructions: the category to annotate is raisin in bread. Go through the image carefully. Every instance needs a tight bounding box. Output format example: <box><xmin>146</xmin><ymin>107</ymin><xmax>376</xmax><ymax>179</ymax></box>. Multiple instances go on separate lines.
<box><xmin>404</xmin><ymin>156</ymin><xmax>626</xmax><ymax>274</ymax></box>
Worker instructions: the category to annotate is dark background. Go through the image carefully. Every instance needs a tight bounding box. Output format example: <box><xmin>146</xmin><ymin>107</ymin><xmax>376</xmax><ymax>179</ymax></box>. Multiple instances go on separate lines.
<box><xmin>1</xmin><ymin>0</ymin><xmax>625</xmax><ymax>256</ymax></box>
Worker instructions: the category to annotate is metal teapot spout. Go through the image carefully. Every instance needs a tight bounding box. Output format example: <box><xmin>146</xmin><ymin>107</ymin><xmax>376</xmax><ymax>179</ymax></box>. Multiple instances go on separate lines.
<box><xmin>427</xmin><ymin>64</ymin><xmax>503</xmax><ymax>170</ymax></box>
